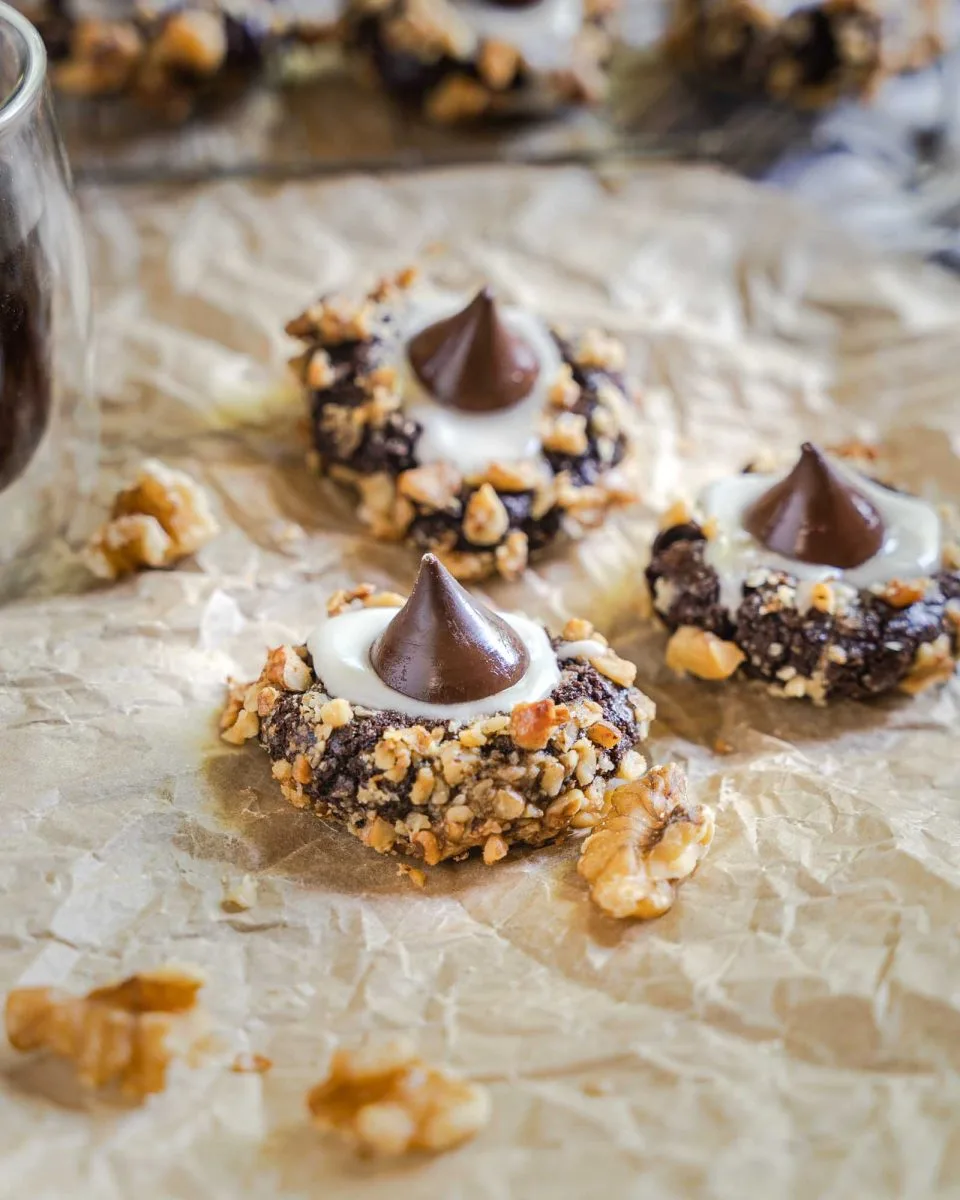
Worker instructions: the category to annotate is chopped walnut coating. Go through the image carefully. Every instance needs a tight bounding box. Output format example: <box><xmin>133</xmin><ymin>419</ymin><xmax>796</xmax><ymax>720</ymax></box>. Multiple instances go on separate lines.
<box><xmin>665</xmin><ymin>625</ymin><xmax>746</xmax><ymax>681</ymax></box>
<box><xmin>308</xmin><ymin>1040</ymin><xmax>490</xmax><ymax>1156</ymax></box>
<box><xmin>351</xmin><ymin>0</ymin><xmax>616</xmax><ymax>121</ymax></box>
<box><xmin>899</xmin><ymin>635</ymin><xmax>958</xmax><ymax>695</ymax></box>
<box><xmin>227</xmin><ymin>585</ymin><xmax>655</xmax><ymax>864</ymax></box>
<box><xmin>5</xmin><ymin>966</ymin><xmax>207</xmax><ymax>1099</ymax></box>
<box><xmin>648</xmin><ymin>501</ymin><xmax>960</xmax><ymax>703</ymax></box>
<box><xmin>220</xmin><ymin>644</ymin><xmax>314</xmax><ymax>745</ymax></box>
<box><xmin>577</xmin><ymin>763</ymin><xmax>715</xmax><ymax>920</ymax></box>
<box><xmin>85</xmin><ymin>459</ymin><xmax>219</xmax><ymax>580</ymax></box>
<box><xmin>286</xmin><ymin>270</ymin><xmax>635</xmax><ymax>580</ymax></box>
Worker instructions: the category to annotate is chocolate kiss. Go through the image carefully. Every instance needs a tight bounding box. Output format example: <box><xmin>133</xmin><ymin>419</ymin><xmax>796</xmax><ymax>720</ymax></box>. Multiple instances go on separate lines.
<box><xmin>370</xmin><ymin>554</ymin><xmax>530</xmax><ymax>705</ymax></box>
<box><xmin>743</xmin><ymin>443</ymin><xmax>885</xmax><ymax>569</ymax></box>
<box><xmin>408</xmin><ymin>287</ymin><xmax>540</xmax><ymax>413</ymax></box>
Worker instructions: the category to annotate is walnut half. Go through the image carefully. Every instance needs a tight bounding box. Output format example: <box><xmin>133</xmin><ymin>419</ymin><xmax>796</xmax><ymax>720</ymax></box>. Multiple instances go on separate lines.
<box><xmin>577</xmin><ymin>763</ymin><xmax>715</xmax><ymax>920</ymax></box>
<box><xmin>307</xmin><ymin>1039</ymin><xmax>491</xmax><ymax>1156</ymax></box>
<box><xmin>4</xmin><ymin>965</ymin><xmax>207</xmax><ymax>1099</ymax></box>
<box><xmin>85</xmin><ymin>459</ymin><xmax>219</xmax><ymax>580</ymax></box>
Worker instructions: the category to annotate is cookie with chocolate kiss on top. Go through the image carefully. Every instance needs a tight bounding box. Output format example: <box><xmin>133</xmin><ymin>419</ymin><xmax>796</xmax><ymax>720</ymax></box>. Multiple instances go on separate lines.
<box><xmin>285</xmin><ymin>267</ymin><xmax>637</xmax><ymax>582</ymax></box>
<box><xmin>220</xmin><ymin>554</ymin><xmax>655</xmax><ymax>865</ymax></box>
<box><xmin>646</xmin><ymin>443</ymin><xmax>960</xmax><ymax>704</ymax></box>
<box><xmin>344</xmin><ymin>0</ymin><xmax>619</xmax><ymax>123</ymax></box>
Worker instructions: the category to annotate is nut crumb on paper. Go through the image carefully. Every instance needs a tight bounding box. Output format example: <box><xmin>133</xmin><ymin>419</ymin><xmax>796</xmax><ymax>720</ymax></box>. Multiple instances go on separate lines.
<box><xmin>221</xmin><ymin>873</ymin><xmax>259</xmax><ymax>912</ymax></box>
<box><xmin>84</xmin><ymin>459</ymin><xmax>219</xmax><ymax>580</ymax></box>
<box><xmin>307</xmin><ymin>1039</ymin><xmax>491</xmax><ymax>1156</ymax></box>
<box><xmin>397</xmin><ymin>863</ymin><xmax>427</xmax><ymax>888</ymax></box>
<box><xmin>231</xmin><ymin>1052</ymin><xmax>273</xmax><ymax>1074</ymax></box>
<box><xmin>4</xmin><ymin>965</ymin><xmax>207</xmax><ymax>1099</ymax></box>
<box><xmin>577</xmin><ymin>763</ymin><xmax>715</xmax><ymax>920</ymax></box>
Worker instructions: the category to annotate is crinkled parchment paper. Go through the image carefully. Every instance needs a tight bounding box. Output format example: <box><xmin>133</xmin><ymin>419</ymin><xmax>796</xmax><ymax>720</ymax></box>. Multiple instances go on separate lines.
<box><xmin>3</xmin><ymin>163</ymin><xmax>960</xmax><ymax>1200</ymax></box>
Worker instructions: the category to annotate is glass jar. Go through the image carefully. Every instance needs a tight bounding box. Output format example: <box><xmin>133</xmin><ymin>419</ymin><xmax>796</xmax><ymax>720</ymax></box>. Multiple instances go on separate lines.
<box><xmin>0</xmin><ymin>0</ymin><xmax>93</xmax><ymax>598</ymax></box>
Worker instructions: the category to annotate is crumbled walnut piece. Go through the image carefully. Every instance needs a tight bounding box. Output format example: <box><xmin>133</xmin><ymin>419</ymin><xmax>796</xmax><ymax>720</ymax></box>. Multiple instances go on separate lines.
<box><xmin>149</xmin><ymin>10</ymin><xmax>227</xmax><ymax>75</ymax></box>
<box><xmin>293</xmin><ymin>754</ymin><xmax>313</xmax><ymax>785</ymax></box>
<box><xmin>85</xmin><ymin>459</ymin><xmax>219</xmax><ymax>580</ymax></box>
<box><xmin>829</xmin><ymin>438</ymin><xmax>880</xmax><ymax>464</ymax></box>
<box><xmin>383</xmin><ymin>0</ymin><xmax>477</xmax><ymax>59</ymax></box>
<box><xmin>899</xmin><ymin>635</ymin><xmax>957</xmax><ymax>695</ymax></box>
<box><xmin>262</xmin><ymin>645</ymin><xmax>313</xmax><ymax>692</ymax></box>
<box><xmin>364</xmin><ymin>591</ymin><xmax>406</xmax><ymax>609</ymax></box>
<box><xmin>807</xmin><ymin>581</ymin><xmax>836</xmax><ymax>615</ymax></box>
<box><xmin>409</xmin><ymin>766</ymin><xmax>436</xmax><ymax>806</ymax></box>
<box><xmin>492</xmin><ymin>787</ymin><xmax>525</xmax><ymax>820</ymax></box>
<box><xmin>471</xmin><ymin>460</ymin><xmax>544</xmax><ymax>493</ymax></box>
<box><xmin>370</xmin><ymin>267</ymin><xmax>419</xmax><ymax>302</ymax></box>
<box><xmin>54</xmin><ymin>19</ymin><xmax>144</xmax><ymax>95</ymax></box>
<box><xmin>548</xmin><ymin>363</ymin><xmax>580</xmax><ymax>410</ymax></box>
<box><xmin>942</xmin><ymin>542</ymin><xmax>960</xmax><ymax>571</ymax></box>
<box><xmin>543</xmin><ymin>412</ymin><xmax>589</xmax><ymax>456</ymax></box>
<box><xmin>665</xmin><ymin>626</ymin><xmax>745</xmax><ymax>681</ymax></box>
<box><xmin>483</xmin><ymin>834</ymin><xmax>509</xmax><ymax>865</ymax></box>
<box><xmin>231</xmin><ymin>1052</ymin><xmax>272</xmax><ymax>1074</ymax></box>
<box><xmin>577</xmin><ymin>764</ymin><xmax>714</xmax><ymax>920</ymax></box>
<box><xmin>5</xmin><ymin>965</ymin><xmax>207</xmax><ymax>1099</ymax></box>
<box><xmin>425</xmin><ymin>74</ymin><xmax>490</xmax><ymax>123</ymax></box>
<box><xmin>588</xmin><ymin>721</ymin><xmax>621</xmax><ymax>749</ymax></box>
<box><xmin>221</xmin><ymin>707</ymin><xmax>260</xmax><ymax>745</ymax></box>
<box><xmin>327</xmin><ymin>583</ymin><xmax>377</xmax><ymax>616</ymax></box>
<box><xmin>510</xmin><ymin>699</ymin><xmax>570</xmax><ymax>751</ymax></box>
<box><xmin>413</xmin><ymin>829</ymin><xmax>442</xmax><ymax>866</ymax></box>
<box><xmin>320</xmin><ymin>698</ymin><xmax>353</xmax><ymax>728</ymax></box>
<box><xmin>589</xmin><ymin>651</ymin><xmax>637</xmax><ymax>688</ymax></box>
<box><xmin>220</xmin><ymin>646</ymin><xmax>312</xmax><ymax>744</ymax></box>
<box><xmin>574</xmin><ymin>329</ymin><xmax>626</xmax><ymax>372</ymax></box>
<box><xmin>477</xmin><ymin>38</ymin><xmax>520</xmax><ymax>89</ymax></box>
<box><xmin>658</xmin><ymin>499</ymin><xmax>693</xmax><ymax>530</ymax></box>
<box><xmin>562</xmin><ymin>617</ymin><xmax>595</xmax><ymax>642</ymax></box>
<box><xmin>354</xmin><ymin>472</ymin><xmax>415</xmax><ymax>542</ymax></box>
<box><xmin>362</xmin><ymin>817</ymin><xmax>398</xmax><ymax>854</ymax></box>
<box><xmin>880</xmin><ymin>579</ymin><xmax>929</xmax><ymax>608</ymax></box>
<box><xmin>494</xmin><ymin>530</ymin><xmax>529</xmax><ymax>580</ymax></box>
<box><xmin>463</xmin><ymin>484</ymin><xmax>510</xmax><ymax>547</ymax></box>
<box><xmin>398</xmin><ymin>463</ymin><xmax>463</xmax><ymax>513</ymax></box>
<box><xmin>397</xmin><ymin>863</ymin><xmax>427</xmax><ymax>889</ymax></box>
<box><xmin>616</xmin><ymin>749</ymin><xmax>647</xmax><ymax>781</ymax></box>
<box><xmin>285</xmin><ymin>296</ymin><xmax>374</xmax><ymax>345</ymax></box>
<box><xmin>435</xmin><ymin>548</ymin><xmax>493</xmax><ymax>582</ymax></box>
<box><xmin>308</xmin><ymin>1040</ymin><xmax>490</xmax><ymax>1157</ymax></box>
<box><xmin>222</xmin><ymin>874</ymin><xmax>258</xmax><ymax>913</ymax></box>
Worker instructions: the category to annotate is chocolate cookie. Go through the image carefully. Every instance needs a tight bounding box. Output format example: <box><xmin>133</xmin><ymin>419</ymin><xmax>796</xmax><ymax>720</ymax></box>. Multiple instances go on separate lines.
<box><xmin>286</xmin><ymin>268</ymin><xmax>636</xmax><ymax>581</ymax></box>
<box><xmin>668</xmin><ymin>0</ymin><xmax>944</xmax><ymax>111</ymax></box>
<box><xmin>345</xmin><ymin>0</ymin><xmax>618</xmax><ymax>123</ymax></box>
<box><xmin>21</xmin><ymin>0</ymin><xmax>340</xmax><ymax>120</ymax></box>
<box><xmin>646</xmin><ymin>444</ymin><xmax>960</xmax><ymax>703</ymax></box>
<box><xmin>221</xmin><ymin>555</ymin><xmax>655</xmax><ymax>864</ymax></box>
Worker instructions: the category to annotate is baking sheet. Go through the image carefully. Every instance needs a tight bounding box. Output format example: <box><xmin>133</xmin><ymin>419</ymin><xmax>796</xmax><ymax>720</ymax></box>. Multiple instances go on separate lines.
<box><xmin>3</xmin><ymin>162</ymin><xmax>960</xmax><ymax>1199</ymax></box>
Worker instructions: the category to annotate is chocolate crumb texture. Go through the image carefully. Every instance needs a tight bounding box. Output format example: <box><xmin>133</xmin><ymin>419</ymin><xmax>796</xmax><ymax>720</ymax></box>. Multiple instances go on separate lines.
<box><xmin>667</xmin><ymin>0</ymin><xmax>946</xmax><ymax>110</ymax></box>
<box><xmin>220</xmin><ymin>595</ymin><xmax>655</xmax><ymax>863</ymax></box>
<box><xmin>345</xmin><ymin>0</ymin><xmax>620</xmax><ymax>123</ymax></box>
<box><xmin>286</xmin><ymin>269</ymin><xmax>637</xmax><ymax>581</ymax></box>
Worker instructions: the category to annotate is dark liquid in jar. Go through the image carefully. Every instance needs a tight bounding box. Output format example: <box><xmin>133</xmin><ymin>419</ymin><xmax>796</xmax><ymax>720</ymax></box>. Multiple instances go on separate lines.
<box><xmin>0</xmin><ymin>219</ymin><xmax>52</xmax><ymax>494</ymax></box>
